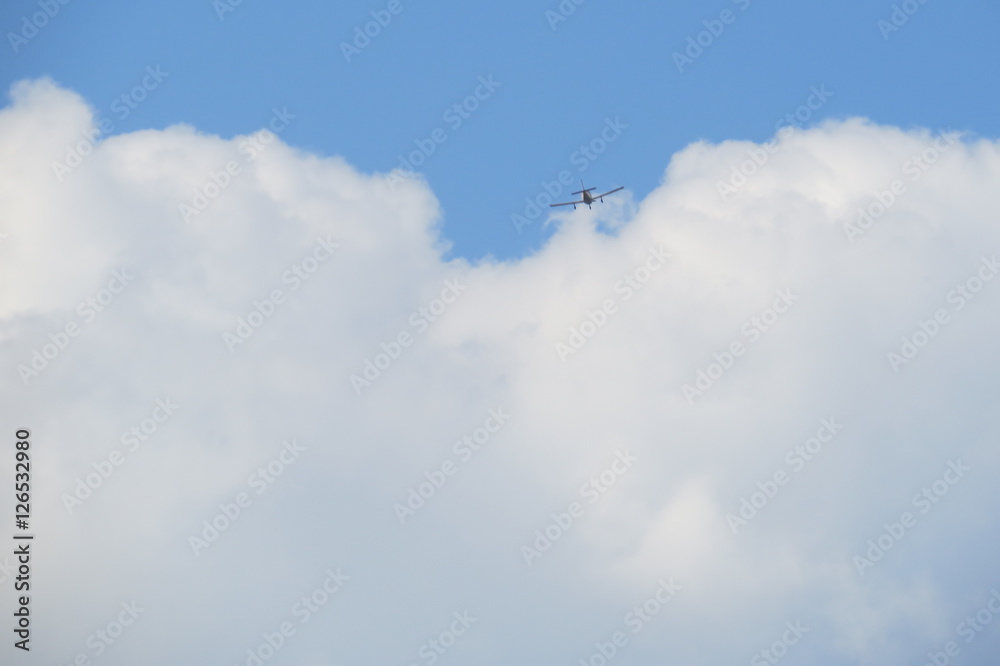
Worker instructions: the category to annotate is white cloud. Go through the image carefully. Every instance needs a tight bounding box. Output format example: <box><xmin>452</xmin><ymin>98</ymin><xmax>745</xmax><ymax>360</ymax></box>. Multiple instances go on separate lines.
<box><xmin>4</xmin><ymin>79</ymin><xmax>1000</xmax><ymax>665</ymax></box>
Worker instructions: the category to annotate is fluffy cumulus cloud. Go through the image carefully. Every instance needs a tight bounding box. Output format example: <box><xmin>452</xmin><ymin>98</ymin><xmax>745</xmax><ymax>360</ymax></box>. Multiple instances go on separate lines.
<box><xmin>3</xmin><ymin>79</ymin><xmax>1000</xmax><ymax>665</ymax></box>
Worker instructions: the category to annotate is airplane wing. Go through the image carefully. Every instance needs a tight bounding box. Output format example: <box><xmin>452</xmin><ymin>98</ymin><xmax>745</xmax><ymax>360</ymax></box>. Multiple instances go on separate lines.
<box><xmin>549</xmin><ymin>200</ymin><xmax>582</xmax><ymax>207</ymax></box>
<box><xmin>595</xmin><ymin>186</ymin><xmax>624</xmax><ymax>199</ymax></box>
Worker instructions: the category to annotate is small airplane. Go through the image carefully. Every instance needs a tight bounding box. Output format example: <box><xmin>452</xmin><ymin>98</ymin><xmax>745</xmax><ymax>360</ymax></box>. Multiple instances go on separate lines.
<box><xmin>550</xmin><ymin>181</ymin><xmax>624</xmax><ymax>209</ymax></box>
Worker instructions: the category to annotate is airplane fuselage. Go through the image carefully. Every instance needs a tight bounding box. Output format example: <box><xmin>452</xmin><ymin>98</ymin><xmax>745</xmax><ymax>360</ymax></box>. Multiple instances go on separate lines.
<box><xmin>549</xmin><ymin>182</ymin><xmax>623</xmax><ymax>210</ymax></box>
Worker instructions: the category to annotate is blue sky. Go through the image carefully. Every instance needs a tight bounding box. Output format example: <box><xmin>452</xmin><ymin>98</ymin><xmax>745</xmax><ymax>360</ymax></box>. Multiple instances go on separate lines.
<box><xmin>3</xmin><ymin>0</ymin><xmax>998</xmax><ymax>260</ymax></box>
